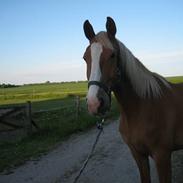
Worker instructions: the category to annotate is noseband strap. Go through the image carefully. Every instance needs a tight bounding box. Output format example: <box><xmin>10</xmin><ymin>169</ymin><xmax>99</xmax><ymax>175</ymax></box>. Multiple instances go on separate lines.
<box><xmin>88</xmin><ymin>81</ymin><xmax>111</xmax><ymax>97</ymax></box>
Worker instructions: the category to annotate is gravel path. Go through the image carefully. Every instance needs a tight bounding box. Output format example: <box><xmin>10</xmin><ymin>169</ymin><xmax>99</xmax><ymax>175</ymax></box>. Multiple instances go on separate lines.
<box><xmin>0</xmin><ymin>120</ymin><xmax>183</xmax><ymax>183</ymax></box>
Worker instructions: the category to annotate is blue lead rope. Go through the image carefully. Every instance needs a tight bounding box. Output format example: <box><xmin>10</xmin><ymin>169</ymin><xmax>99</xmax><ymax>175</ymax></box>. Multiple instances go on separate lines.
<box><xmin>72</xmin><ymin>119</ymin><xmax>105</xmax><ymax>183</ymax></box>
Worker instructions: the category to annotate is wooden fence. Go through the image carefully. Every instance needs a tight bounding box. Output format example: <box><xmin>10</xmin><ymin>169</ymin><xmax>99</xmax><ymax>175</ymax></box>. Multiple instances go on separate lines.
<box><xmin>0</xmin><ymin>101</ymin><xmax>39</xmax><ymax>141</ymax></box>
<box><xmin>0</xmin><ymin>96</ymin><xmax>82</xmax><ymax>141</ymax></box>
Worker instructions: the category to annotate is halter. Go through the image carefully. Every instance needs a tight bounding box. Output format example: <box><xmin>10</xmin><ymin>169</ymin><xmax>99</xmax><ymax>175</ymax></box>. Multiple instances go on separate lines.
<box><xmin>88</xmin><ymin>81</ymin><xmax>111</xmax><ymax>100</ymax></box>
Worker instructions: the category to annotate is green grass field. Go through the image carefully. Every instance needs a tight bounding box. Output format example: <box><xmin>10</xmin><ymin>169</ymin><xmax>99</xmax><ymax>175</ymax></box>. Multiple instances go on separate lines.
<box><xmin>0</xmin><ymin>81</ymin><xmax>87</xmax><ymax>106</ymax></box>
<box><xmin>0</xmin><ymin>76</ymin><xmax>182</xmax><ymax>107</ymax></box>
<box><xmin>0</xmin><ymin>76</ymin><xmax>182</xmax><ymax>172</ymax></box>
<box><xmin>166</xmin><ymin>76</ymin><xmax>183</xmax><ymax>83</ymax></box>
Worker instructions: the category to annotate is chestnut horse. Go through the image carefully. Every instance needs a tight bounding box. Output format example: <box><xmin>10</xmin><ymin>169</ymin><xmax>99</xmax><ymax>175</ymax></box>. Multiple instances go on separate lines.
<box><xmin>83</xmin><ymin>17</ymin><xmax>183</xmax><ymax>183</ymax></box>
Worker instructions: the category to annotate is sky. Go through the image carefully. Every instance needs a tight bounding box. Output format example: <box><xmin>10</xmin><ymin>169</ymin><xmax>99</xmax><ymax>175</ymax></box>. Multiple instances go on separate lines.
<box><xmin>0</xmin><ymin>0</ymin><xmax>183</xmax><ymax>84</ymax></box>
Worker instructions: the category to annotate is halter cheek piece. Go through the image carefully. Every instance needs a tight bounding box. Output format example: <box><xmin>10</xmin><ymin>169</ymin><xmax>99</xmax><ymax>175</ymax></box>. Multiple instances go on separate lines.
<box><xmin>88</xmin><ymin>81</ymin><xmax>111</xmax><ymax>101</ymax></box>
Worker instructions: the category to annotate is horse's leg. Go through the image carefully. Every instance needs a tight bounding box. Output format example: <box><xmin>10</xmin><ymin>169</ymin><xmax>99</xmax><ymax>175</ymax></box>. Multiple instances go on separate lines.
<box><xmin>153</xmin><ymin>151</ymin><xmax>171</xmax><ymax>183</ymax></box>
<box><xmin>129</xmin><ymin>146</ymin><xmax>151</xmax><ymax>183</ymax></box>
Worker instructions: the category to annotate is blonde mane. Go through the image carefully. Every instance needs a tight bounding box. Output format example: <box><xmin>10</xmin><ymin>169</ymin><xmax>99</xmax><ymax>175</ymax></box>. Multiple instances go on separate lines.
<box><xmin>118</xmin><ymin>41</ymin><xmax>171</xmax><ymax>98</ymax></box>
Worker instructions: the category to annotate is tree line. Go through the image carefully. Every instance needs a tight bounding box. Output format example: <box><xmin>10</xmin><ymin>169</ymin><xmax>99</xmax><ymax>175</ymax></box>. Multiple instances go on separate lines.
<box><xmin>0</xmin><ymin>84</ymin><xmax>20</xmax><ymax>88</ymax></box>
<box><xmin>0</xmin><ymin>81</ymin><xmax>87</xmax><ymax>88</ymax></box>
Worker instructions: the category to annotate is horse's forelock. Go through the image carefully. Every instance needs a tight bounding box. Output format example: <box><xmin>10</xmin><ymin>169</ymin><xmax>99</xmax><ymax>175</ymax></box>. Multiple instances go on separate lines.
<box><xmin>95</xmin><ymin>32</ymin><xmax>114</xmax><ymax>50</ymax></box>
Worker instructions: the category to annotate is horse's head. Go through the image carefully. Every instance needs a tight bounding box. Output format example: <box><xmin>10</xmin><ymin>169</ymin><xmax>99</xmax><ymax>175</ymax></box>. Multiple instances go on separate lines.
<box><xmin>83</xmin><ymin>17</ymin><xmax>120</xmax><ymax>116</ymax></box>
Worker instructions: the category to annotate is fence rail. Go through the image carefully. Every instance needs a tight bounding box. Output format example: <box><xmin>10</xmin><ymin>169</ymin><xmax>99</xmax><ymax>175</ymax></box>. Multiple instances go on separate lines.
<box><xmin>33</xmin><ymin>96</ymin><xmax>84</xmax><ymax>116</ymax></box>
<box><xmin>34</xmin><ymin>105</ymin><xmax>74</xmax><ymax>114</ymax></box>
<box><xmin>0</xmin><ymin>101</ymin><xmax>39</xmax><ymax>141</ymax></box>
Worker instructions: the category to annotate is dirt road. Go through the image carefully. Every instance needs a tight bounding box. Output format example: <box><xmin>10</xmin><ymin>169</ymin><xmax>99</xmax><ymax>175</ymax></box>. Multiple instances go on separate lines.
<box><xmin>0</xmin><ymin>120</ymin><xmax>183</xmax><ymax>183</ymax></box>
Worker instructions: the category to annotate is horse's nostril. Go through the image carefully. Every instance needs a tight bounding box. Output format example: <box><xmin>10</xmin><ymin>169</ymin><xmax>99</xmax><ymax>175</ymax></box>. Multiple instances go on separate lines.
<box><xmin>99</xmin><ymin>97</ymin><xmax>104</xmax><ymax>107</ymax></box>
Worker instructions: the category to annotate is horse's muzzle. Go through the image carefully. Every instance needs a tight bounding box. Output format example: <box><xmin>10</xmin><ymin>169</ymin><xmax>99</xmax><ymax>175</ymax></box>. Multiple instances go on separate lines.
<box><xmin>87</xmin><ymin>86</ymin><xmax>111</xmax><ymax>116</ymax></box>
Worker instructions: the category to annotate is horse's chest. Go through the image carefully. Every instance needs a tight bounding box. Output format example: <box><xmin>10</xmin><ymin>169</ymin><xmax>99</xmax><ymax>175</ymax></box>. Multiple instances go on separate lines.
<box><xmin>119</xmin><ymin>117</ymin><xmax>146</xmax><ymax>149</ymax></box>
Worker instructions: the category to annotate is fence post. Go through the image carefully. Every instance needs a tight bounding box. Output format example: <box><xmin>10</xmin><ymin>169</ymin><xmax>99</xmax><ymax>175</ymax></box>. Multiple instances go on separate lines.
<box><xmin>75</xmin><ymin>96</ymin><xmax>80</xmax><ymax>118</ymax></box>
<box><xmin>26</xmin><ymin>101</ymin><xmax>32</xmax><ymax>134</ymax></box>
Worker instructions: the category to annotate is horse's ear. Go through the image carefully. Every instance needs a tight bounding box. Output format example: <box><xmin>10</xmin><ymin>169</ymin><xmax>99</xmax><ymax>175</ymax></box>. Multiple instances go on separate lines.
<box><xmin>106</xmin><ymin>17</ymin><xmax>117</xmax><ymax>37</ymax></box>
<box><xmin>83</xmin><ymin>20</ymin><xmax>95</xmax><ymax>41</ymax></box>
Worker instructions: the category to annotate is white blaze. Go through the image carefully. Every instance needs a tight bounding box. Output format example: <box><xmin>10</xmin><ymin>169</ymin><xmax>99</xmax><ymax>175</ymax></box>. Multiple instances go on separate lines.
<box><xmin>87</xmin><ymin>42</ymin><xmax>103</xmax><ymax>114</ymax></box>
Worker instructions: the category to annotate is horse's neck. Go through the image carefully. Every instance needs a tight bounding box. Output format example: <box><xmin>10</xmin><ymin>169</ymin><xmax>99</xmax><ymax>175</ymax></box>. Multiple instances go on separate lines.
<box><xmin>113</xmin><ymin>79</ymin><xmax>141</xmax><ymax>119</ymax></box>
